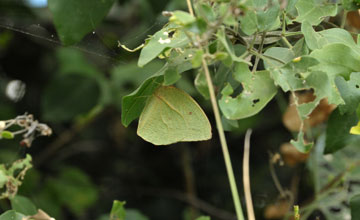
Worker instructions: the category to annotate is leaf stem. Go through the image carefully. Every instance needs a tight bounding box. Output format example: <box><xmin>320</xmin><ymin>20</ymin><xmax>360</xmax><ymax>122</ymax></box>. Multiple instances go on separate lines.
<box><xmin>243</xmin><ymin>129</ymin><xmax>255</xmax><ymax>220</ymax></box>
<box><xmin>201</xmin><ymin>57</ymin><xmax>245</xmax><ymax>220</ymax></box>
<box><xmin>341</xmin><ymin>10</ymin><xmax>348</xmax><ymax>29</ymax></box>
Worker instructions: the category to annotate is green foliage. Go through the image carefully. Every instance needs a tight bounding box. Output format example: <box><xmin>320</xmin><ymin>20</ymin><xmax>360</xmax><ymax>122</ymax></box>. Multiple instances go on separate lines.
<box><xmin>110</xmin><ymin>200</ymin><xmax>126</xmax><ymax>220</ymax></box>
<box><xmin>351</xmin><ymin>194</ymin><xmax>360</xmax><ymax>219</ymax></box>
<box><xmin>10</xmin><ymin>195</ymin><xmax>37</xmax><ymax>216</ymax></box>
<box><xmin>325</xmin><ymin>109</ymin><xmax>358</xmax><ymax>154</ymax></box>
<box><xmin>42</xmin><ymin>74</ymin><xmax>101</xmax><ymax>122</ymax></box>
<box><xmin>0</xmin><ymin>210</ymin><xmax>24</xmax><ymax>220</ymax></box>
<box><xmin>48</xmin><ymin>0</ymin><xmax>115</xmax><ymax>45</ymax></box>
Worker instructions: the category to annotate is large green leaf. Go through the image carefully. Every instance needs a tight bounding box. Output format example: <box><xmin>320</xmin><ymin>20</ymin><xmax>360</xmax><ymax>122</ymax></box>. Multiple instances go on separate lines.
<box><xmin>42</xmin><ymin>74</ymin><xmax>101</xmax><ymax>122</ymax></box>
<box><xmin>138</xmin><ymin>25</ymin><xmax>189</xmax><ymax>67</ymax></box>
<box><xmin>137</xmin><ymin>86</ymin><xmax>211</xmax><ymax>145</ymax></box>
<box><xmin>48</xmin><ymin>0</ymin><xmax>115</xmax><ymax>45</ymax></box>
<box><xmin>219</xmin><ymin>63</ymin><xmax>277</xmax><ymax>120</ymax></box>
<box><xmin>310</xmin><ymin>43</ymin><xmax>360</xmax><ymax>105</ymax></box>
<box><xmin>295</xmin><ymin>0</ymin><xmax>337</xmax><ymax>25</ymax></box>
<box><xmin>351</xmin><ymin>194</ymin><xmax>360</xmax><ymax>220</ymax></box>
<box><xmin>10</xmin><ymin>195</ymin><xmax>37</xmax><ymax>216</ymax></box>
<box><xmin>335</xmin><ymin>72</ymin><xmax>360</xmax><ymax>114</ymax></box>
<box><xmin>325</xmin><ymin>108</ymin><xmax>358</xmax><ymax>154</ymax></box>
<box><xmin>302</xmin><ymin>22</ymin><xmax>358</xmax><ymax>51</ymax></box>
<box><xmin>239</xmin><ymin>0</ymin><xmax>280</xmax><ymax>35</ymax></box>
<box><xmin>0</xmin><ymin>210</ymin><xmax>24</xmax><ymax>220</ymax></box>
<box><xmin>121</xmin><ymin>75</ymin><xmax>164</xmax><ymax>127</ymax></box>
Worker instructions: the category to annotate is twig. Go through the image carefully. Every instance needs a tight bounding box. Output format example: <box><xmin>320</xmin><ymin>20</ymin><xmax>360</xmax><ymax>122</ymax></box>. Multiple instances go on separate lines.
<box><xmin>243</xmin><ymin>129</ymin><xmax>255</xmax><ymax>220</ymax></box>
<box><xmin>186</xmin><ymin>0</ymin><xmax>194</xmax><ymax>16</ymax></box>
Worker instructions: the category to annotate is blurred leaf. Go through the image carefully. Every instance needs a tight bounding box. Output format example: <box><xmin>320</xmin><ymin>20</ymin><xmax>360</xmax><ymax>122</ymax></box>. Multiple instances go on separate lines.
<box><xmin>325</xmin><ymin>108</ymin><xmax>358</xmax><ymax>154</ymax></box>
<box><xmin>48</xmin><ymin>0</ymin><xmax>115</xmax><ymax>45</ymax></box>
<box><xmin>342</xmin><ymin>0</ymin><xmax>359</xmax><ymax>10</ymax></box>
<box><xmin>195</xmin><ymin>3</ymin><xmax>216</xmax><ymax>22</ymax></box>
<box><xmin>121</xmin><ymin>75</ymin><xmax>164</xmax><ymax>127</ymax></box>
<box><xmin>126</xmin><ymin>209</ymin><xmax>149</xmax><ymax>220</ymax></box>
<box><xmin>137</xmin><ymin>86</ymin><xmax>211</xmax><ymax>145</ymax></box>
<box><xmin>10</xmin><ymin>195</ymin><xmax>37</xmax><ymax>216</ymax></box>
<box><xmin>48</xmin><ymin>167</ymin><xmax>98</xmax><ymax>215</ymax></box>
<box><xmin>0</xmin><ymin>131</ymin><xmax>14</xmax><ymax>139</ymax></box>
<box><xmin>219</xmin><ymin>63</ymin><xmax>277</xmax><ymax>120</ymax></box>
<box><xmin>0</xmin><ymin>210</ymin><xmax>24</xmax><ymax>220</ymax></box>
<box><xmin>42</xmin><ymin>74</ymin><xmax>101</xmax><ymax>122</ymax></box>
<box><xmin>110</xmin><ymin>200</ymin><xmax>126</xmax><ymax>220</ymax></box>
<box><xmin>295</xmin><ymin>0</ymin><xmax>337</xmax><ymax>25</ymax></box>
<box><xmin>170</xmin><ymin>11</ymin><xmax>196</xmax><ymax>25</ymax></box>
<box><xmin>195</xmin><ymin>217</ymin><xmax>211</xmax><ymax>220</ymax></box>
<box><xmin>56</xmin><ymin>48</ymin><xmax>112</xmax><ymax>105</ymax></box>
<box><xmin>335</xmin><ymin>72</ymin><xmax>360</xmax><ymax>114</ymax></box>
<box><xmin>138</xmin><ymin>25</ymin><xmax>189</xmax><ymax>67</ymax></box>
<box><xmin>351</xmin><ymin>194</ymin><xmax>360</xmax><ymax>219</ymax></box>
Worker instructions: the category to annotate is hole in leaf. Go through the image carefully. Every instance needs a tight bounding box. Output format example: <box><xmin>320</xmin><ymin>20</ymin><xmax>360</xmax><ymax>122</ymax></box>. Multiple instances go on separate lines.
<box><xmin>231</xmin><ymin>85</ymin><xmax>243</xmax><ymax>98</ymax></box>
<box><xmin>168</xmin><ymin>30</ymin><xmax>175</xmax><ymax>38</ymax></box>
<box><xmin>251</xmin><ymin>98</ymin><xmax>260</xmax><ymax>107</ymax></box>
<box><xmin>356</xmin><ymin>84</ymin><xmax>359</xmax><ymax>88</ymax></box>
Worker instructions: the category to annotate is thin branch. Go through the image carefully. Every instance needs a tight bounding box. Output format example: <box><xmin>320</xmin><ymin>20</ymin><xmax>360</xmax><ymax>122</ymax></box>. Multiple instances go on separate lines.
<box><xmin>186</xmin><ymin>0</ymin><xmax>194</xmax><ymax>16</ymax></box>
<box><xmin>243</xmin><ymin>129</ymin><xmax>255</xmax><ymax>220</ymax></box>
<box><xmin>201</xmin><ymin>57</ymin><xmax>245</xmax><ymax>220</ymax></box>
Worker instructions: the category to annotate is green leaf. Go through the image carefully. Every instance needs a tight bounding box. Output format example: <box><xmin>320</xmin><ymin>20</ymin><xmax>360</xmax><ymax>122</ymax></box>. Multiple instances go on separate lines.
<box><xmin>350</xmin><ymin>194</ymin><xmax>360</xmax><ymax>219</ymax></box>
<box><xmin>42</xmin><ymin>74</ymin><xmax>101</xmax><ymax>122</ymax></box>
<box><xmin>302</xmin><ymin>21</ymin><xmax>326</xmax><ymax>51</ymax></box>
<box><xmin>137</xmin><ymin>86</ymin><xmax>212</xmax><ymax>145</ymax></box>
<box><xmin>110</xmin><ymin>200</ymin><xmax>126</xmax><ymax>220</ymax></box>
<box><xmin>335</xmin><ymin>72</ymin><xmax>360</xmax><ymax>114</ymax></box>
<box><xmin>194</xmin><ymin>70</ymin><xmax>210</xmax><ymax>99</ymax></box>
<box><xmin>195</xmin><ymin>217</ymin><xmax>211</xmax><ymax>220</ymax></box>
<box><xmin>138</xmin><ymin>25</ymin><xmax>189</xmax><ymax>67</ymax></box>
<box><xmin>121</xmin><ymin>75</ymin><xmax>164</xmax><ymax>127</ymax></box>
<box><xmin>302</xmin><ymin>23</ymin><xmax>358</xmax><ymax>51</ymax></box>
<box><xmin>164</xmin><ymin>67</ymin><xmax>181</xmax><ymax>86</ymax></box>
<box><xmin>170</xmin><ymin>11</ymin><xmax>196</xmax><ymax>25</ymax></box>
<box><xmin>240</xmin><ymin>10</ymin><xmax>257</xmax><ymax>35</ymax></box>
<box><xmin>343</xmin><ymin>0</ymin><xmax>360</xmax><ymax>10</ymax></box>
<box><xmin>295</xmin><ymin>0</ymin><xmax>337</xmax><ymax>26</ymax></box>
<box><xmin>48</xmin><ymin>167</ymin><xmax>98</xmax><ymax>215</ymax></box>
<box><xmin>291</xmin><ymin>131</ymin><xmax>313</xmax><ymax>153</ymax></box>
<box><xmin>126</xmin><ymin>209</ymin><xmax>149</xmax><ymax>220</ymax></box>
<box><xmin>310</xmin><ymin>43</ymin><xmax>360</xmax><ymax>105</ymax></box>
<box><xmin>10</xmin><ymin>195</ymin><xmax>37</xmax><ymax>216</ymax></box>
<box><xmin>216</xmin><ymin>27</ymin><xmax>250</xmax><ymax>64</ymax></box>
<box><xmin>0</xmin><ymin>210</ymin><xmax>24</xmax><ymax>220</ymax></box>
<box><xmin>1</xmin><ymin>131</ymin><xmax>14</xmax><ymax>139</ymax></box>
<box><xmin>195</xmin><ymin>3</ymin><xmax>216</xmax><ymax>22</ymax></box>
<box><xmin>325</xmin><ymin>108</ymin><xmax>358</xmax><ymax>154</ymax></box>
<box><xmin>0</xmin><ymin>169</ymin><xmax>7</xmax><ymax>188</ymax></box>
<box><xmin>219</xmin><ymin>63</ymin><xmax>277</xmax><ymax>120</ymax></box>
<box><xmin>48</xmin><ymin>0</ymin><xmax>115</xmax><ymax>45</ymax></box>
<box><xmin>257</xmin><ymin>1</ymin><xmax>280</xmax><ymax>32</ymax></box>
